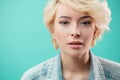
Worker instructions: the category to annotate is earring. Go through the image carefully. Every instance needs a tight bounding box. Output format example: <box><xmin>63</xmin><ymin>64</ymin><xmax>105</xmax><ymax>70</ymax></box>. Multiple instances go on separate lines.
<box><xmin>52</xmin><ymin>38</ymin><xmax>59</xmax><ymax>49</ymax></box>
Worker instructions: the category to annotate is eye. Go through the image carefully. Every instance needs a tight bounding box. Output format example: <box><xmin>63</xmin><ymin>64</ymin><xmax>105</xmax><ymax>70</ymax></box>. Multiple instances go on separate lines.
<box><xmin>82</xmin><ymin>21</ymin><xmax>91</xmax><ymax>25</ymax></box>
<box><xmin>59</xmin><ymin>21</ymin><xmax>69</xmax><ymax>25</ymax></box>
<box><xmin>80</xmin><ymin>20</ymin><xmax>92</xmax><ymax>26</ymax></box>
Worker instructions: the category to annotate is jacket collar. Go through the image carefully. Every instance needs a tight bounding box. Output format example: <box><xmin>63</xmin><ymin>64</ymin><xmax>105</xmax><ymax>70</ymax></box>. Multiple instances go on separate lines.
<box><xmin>46</xmin><ymin>52</ymin><xmax>106</xmax><ymax>80</ymax></box>
<box><xmin>89</xmin><ymin>52</ymin><xmax>106</xmax><ymax>80</ymax></box>
<box><xmin>46</xmin><ymin>55</ymin><xmax>63</xmax><ymax>80</ymax></box>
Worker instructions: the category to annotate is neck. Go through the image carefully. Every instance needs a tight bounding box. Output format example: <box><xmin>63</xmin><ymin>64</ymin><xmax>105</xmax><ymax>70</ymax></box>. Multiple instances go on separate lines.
<box><xmin>61</xmin><ymin>51</ymin><xmax>90</xmax><ymax>73</ymax></box>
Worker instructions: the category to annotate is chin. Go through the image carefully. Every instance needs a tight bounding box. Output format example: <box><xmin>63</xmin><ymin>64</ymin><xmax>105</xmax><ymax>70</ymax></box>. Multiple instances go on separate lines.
<box><xmin>68</xmin><ymin>49</ymin><xmax>86</xmax><ymax>57</ymax></box>
<box><xmin>68</xmin><ymin>52</ymin><xmax>82</xmax><ymax>58</ymax></box>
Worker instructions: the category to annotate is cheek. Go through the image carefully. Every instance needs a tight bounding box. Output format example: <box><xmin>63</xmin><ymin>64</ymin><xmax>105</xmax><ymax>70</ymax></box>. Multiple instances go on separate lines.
<box><xmin>54</xmin><ymin>23</ymin><xmax>69</xmax><ymax>42</ymax></box>
<box><xmin>83</xmin><ymin>29</ymin><xmax>94</xmax><ymax>43</ymax></box>
<box><xmin>54</xmin><ymin>28</ymin><xmax>66</xmax><ymax>46</ymax></box>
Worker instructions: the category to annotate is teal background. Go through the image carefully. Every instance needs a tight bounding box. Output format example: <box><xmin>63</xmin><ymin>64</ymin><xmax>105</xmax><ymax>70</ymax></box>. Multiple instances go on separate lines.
<box><xmin>0</xmin><ymin>0</ymin><xmax>120</xmax><ymax>80</ymax></box>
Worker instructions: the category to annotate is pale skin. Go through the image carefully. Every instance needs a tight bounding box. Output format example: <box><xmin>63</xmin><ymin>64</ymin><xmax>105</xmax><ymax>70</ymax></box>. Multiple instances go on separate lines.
<box><xmin>52</xmin><ymin>3</ymin><xmax>96</xmax><ymax>80</ymax></box>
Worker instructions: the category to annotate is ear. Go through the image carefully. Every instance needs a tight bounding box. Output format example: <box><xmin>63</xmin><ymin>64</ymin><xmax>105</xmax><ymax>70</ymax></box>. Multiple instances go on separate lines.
<box><xmin>51</xmin><ymin>30</ymin><xmax>55</xmax><ymax>39</ymax></box>
<box><xmin>93</xmin><ymin>26</ymin><xmax>97</xmax><ymax>39</ymax></box>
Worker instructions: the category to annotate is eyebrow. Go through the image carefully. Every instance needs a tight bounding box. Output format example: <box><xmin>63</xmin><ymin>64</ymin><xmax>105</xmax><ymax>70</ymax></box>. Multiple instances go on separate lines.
<box><xmin>58</xmin><ymin>16</ymin><xmax>72</xmax><ymax>19</ymax></box>
<box><xmin>80</xmin><ymin>16</ymin><xmax>92</xmax><ymax>20</ymax></box>
<box><xmin>58</xmin><ymin>15</ymin><xmax>92</xmax><ymax>20</ymax></box>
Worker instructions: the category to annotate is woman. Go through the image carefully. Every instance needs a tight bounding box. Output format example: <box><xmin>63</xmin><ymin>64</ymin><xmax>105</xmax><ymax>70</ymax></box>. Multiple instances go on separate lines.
<box><xmin>21</xmin><ymin>0</ymin><xmax>120</xmax><ymax>80</ymax></box>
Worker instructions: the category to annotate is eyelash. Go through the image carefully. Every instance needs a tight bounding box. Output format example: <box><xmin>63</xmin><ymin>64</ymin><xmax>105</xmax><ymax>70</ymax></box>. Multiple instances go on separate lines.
<box><xmin>59</xmin><ymin>20</ymin><xmax>92</xmax><ymax>26</ymax></box>
<box><xmin>80</xmin><ymin>21</ymin><xmax>92</xmax><ymax>25</ymax></box>
<box><xmin>59</xmin><ymin>21</ymin><xmax>69</xmax><ymax>25</ymax></box>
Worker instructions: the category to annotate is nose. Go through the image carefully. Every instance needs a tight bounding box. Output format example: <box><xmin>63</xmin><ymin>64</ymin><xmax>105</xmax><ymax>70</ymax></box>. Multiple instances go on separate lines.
<box><xmin>70</xmin><ymin>25</ymin><xmax>80</xmax><ymax>38</ymax></box>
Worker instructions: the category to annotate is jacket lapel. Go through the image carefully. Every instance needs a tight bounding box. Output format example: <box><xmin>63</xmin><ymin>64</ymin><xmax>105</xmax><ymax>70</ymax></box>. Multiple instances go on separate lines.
<box><xmin>90</xmin><ymin>53</ymin><xmax>106</xmax><ymax>80</ymax></box>
<box><xmin>46</xmin><ymin>54</ymin><xmax>64</xmax><ymax>80</ymax></box>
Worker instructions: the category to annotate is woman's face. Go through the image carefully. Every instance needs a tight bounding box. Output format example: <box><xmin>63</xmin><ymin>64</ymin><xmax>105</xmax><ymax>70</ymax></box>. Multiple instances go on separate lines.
<box><xmin>52</xmin><ymin>4</ymin><xmax>95</xmax><ymax>58</ymax></box>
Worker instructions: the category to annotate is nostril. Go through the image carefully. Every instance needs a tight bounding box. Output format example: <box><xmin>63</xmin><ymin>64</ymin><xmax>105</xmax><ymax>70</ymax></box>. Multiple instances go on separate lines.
<box><xmin>71</xmin><ymin>33</ymin><xmax>80</xmax><ymax>37</ymax></box>
<box><xmin>71</xmin><ymin>34</ymin><xmax>74</xmax><ymax>36</ymax></box>
<box><xmin>76</xmin><ymin>34</ymin><xmax>80</xmax><ymax>37</ymax></box>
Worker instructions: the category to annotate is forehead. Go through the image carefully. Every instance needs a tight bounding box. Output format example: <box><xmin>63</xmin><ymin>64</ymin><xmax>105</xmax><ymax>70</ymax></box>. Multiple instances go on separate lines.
<box><xmin>55</xmin><ymin>4</ymin><xmax>89</xmax><ymax>19</ymax></box>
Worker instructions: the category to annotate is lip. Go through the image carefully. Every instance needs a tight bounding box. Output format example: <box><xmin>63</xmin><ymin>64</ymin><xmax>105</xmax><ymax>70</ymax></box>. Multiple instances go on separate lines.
<box><xmin>68</xmin><ymin>41</ymin><xmax>83</xmax><ymax>49</ymax></box>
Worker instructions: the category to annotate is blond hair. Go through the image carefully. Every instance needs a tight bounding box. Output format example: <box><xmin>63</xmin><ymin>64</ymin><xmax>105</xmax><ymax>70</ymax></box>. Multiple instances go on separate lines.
<box><xmin>44</xmin><ymin>0</ymin><xmax>111</xmax><ymax>47</ymax></box>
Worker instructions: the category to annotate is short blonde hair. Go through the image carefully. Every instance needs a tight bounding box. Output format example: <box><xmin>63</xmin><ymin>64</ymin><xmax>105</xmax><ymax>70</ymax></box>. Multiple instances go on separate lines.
<box><xmin>44</xmin><ymin>0</ymin><xmax>111</xmax><ymax>46</ymax></box>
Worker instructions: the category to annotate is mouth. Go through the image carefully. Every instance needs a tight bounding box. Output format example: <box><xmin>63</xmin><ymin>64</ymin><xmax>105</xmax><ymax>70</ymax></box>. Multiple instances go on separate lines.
<box><xmin>68</xmin><ymin>41</ymin><xmax>83</xmax><ymax>49</ymax></box>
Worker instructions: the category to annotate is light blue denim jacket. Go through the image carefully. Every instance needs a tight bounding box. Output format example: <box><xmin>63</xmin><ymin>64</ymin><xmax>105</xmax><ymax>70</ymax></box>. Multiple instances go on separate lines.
<box><xmin>21</xmin><ymin>52</ymin><xmax>120</xmax><ymax>80</ymax></box>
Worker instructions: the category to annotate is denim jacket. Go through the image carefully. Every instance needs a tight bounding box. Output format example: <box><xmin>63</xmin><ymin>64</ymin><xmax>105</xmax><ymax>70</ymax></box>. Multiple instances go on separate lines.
<box><xmin>21</xmin><ymin>52</ymin><xmax>120</xmax><ymax>80</ymax></box>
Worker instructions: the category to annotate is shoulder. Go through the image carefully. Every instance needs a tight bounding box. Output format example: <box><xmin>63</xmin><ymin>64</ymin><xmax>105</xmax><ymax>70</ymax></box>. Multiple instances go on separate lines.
<box><xmin>97</xmin><ymin>57</ymin><xmax>120</xmax><ymax>79</ymax></box>
<box><xmin>21</xmin><ymin>56</ymin><xmax>57</xmax><ymax>80</ymax></box>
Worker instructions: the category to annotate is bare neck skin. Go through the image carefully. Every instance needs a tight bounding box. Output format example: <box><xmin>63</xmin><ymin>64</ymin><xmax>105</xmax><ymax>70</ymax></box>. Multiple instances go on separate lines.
<box><xmin>61</xmin><ymin>51</ymin><xmax>90</xmax><ymax>80</ymax></box>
